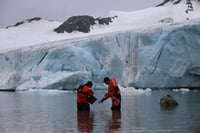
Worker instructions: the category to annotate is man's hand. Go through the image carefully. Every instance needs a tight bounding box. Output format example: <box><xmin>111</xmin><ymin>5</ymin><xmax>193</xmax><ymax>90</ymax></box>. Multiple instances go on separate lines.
<box><xmin>98</xmin><ymin>98</ymin><xmax>104</xmax><ymax>103</ymax></box>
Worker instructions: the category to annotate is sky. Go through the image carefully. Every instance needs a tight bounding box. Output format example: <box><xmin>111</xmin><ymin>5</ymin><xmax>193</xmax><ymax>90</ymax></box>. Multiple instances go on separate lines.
<box><xmin>0</xmin><ymin>0</ymin><xmax>162</xmax><ymax>28</ymax></box>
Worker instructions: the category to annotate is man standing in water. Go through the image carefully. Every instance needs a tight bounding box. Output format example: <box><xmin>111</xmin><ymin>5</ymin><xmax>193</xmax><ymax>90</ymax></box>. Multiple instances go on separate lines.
<box><xmin>99</xmin><ymin>77</ymin><xmax>121</xmax><ymax>110</ymax></box>
<box><xmin>77</xmin><ymin>81</ymin><xmax>95</xmax><ymax>111</ymax></box>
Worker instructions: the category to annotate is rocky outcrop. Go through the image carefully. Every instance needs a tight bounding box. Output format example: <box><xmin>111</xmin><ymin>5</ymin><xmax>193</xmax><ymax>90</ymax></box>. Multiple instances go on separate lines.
<box><xmin>156</xmin><ymin>0</ymin><xmax>181</xmax><ymax>6</ymax></box>
<box><xmin>6</xmin><ymin>17</ymin><xmax>42</xmax><ymax>28</ymax></box>
<box><xmin>54</xmin><ymin>15</ymin><xmax>117</xmax><ymax>33</ymax></box>
<box><xmin>54</xmin><ymin>15</ymin><xmax>95</xmax><ymax>33</ymax></box>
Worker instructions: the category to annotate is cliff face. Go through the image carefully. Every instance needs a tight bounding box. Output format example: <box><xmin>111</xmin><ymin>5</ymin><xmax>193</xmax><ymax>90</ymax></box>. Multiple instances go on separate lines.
<box><xmin>0</xmin><ymin>19</ymin><xmax>200</xmax><ymax>90</ymax></box>
<box><xmin>134</xmin><ymin>22</ymin><xmax>200</xmax><ymax>88</ymax></box>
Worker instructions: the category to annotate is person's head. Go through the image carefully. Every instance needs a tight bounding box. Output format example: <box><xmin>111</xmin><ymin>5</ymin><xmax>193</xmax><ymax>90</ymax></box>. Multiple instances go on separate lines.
<box><xmin>103</xmin><ymin>77</ymin><xmax>110</xmax><ymax>85</ymax></box>
<box><xmin>86</xmin><ymin>81</ymin><xmax>93</xmax><ymax>87</ymax></box>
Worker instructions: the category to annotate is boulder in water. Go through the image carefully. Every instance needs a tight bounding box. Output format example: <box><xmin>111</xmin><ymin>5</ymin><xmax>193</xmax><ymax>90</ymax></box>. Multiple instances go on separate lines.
<box><xmin>160</xmin><ymin>94</ymin><xmax>178</xmax><ymax>109</ymax></box>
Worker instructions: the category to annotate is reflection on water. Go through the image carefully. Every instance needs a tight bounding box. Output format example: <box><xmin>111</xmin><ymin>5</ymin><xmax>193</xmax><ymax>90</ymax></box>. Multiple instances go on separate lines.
<box><xmin>0</xmin><ymin>90</ymin><xmax>200</xmax><ymax>133</ymax></box>
<box><xmin>77</xmin><ymin>110</ymin><xmax>121</xmax><ymax>133</ymax></box>
<box><xmin>77</xmin><ymin>111</ymin><xmax>94</xmax><ymax>133</ymax></box>
<box><xmin>108</xmin><ymin>110</ymin><xmax>121</xmax><ymax>132</ymax></box>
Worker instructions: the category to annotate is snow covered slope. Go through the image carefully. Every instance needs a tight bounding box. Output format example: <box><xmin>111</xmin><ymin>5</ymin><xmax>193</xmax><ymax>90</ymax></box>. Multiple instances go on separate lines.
<box><xmin>0</xmin><ymin>0</ymin><xmax>200</xmax><ymax>90</ymax></box>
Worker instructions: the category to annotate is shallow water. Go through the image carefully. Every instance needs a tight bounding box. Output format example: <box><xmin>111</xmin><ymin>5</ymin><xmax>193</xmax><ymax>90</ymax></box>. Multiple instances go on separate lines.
<box><xmin>0</xmin><ymin>89</ymin><xmax>200</xmax><ymax>133</ymax></box>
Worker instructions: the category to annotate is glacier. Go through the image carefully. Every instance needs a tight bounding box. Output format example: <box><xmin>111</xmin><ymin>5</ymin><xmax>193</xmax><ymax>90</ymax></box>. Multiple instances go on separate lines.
<box><xmin>1</xmin><ymin>0</ymin><xmax>200</xmax><ymax>91</ymax></box>
<box><xmin>0</xmin><ymin>19</ymin><xmax>200</xmax><ymax>91</ymax></box>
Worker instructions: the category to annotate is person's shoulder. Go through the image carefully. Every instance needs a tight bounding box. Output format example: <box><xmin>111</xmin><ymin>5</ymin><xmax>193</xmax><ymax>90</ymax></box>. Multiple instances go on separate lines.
<box><xmin>111</xmin><ymin>78</ymin><xmax>118</xmax><ymax>85</ymax></box>
<box><xmin>111</xmin><ymin>78</ymin><xmax>117</xmax><ymax>82</ymax></box>
<box><xmin>82</xmin><ymin>85</ymin><xmax>90</xmax><ymax>90</ymax></box>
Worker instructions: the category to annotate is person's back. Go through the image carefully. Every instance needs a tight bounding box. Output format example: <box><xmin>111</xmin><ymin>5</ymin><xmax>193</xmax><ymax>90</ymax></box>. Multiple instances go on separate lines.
<box><xmin>77</xmin><ymin>81</ymin><xmax>94</xmax><ymax>111</ymax></box>
<box><xmin>77</xmin><ymin>85</ymin><xmax>93</xmax><ymax>103</ymax></box>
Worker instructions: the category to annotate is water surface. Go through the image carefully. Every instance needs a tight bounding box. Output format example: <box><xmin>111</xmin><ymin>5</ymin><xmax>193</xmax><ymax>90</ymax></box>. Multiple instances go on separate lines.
<box><xmin>0</xmin><ymin>89</ymin><xmax>199</xmax><ymax>133</ymax></box>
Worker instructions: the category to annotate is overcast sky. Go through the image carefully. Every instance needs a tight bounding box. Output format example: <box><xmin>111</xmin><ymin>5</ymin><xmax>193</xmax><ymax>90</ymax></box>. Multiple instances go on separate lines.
<box><xmin>0</xmin><ymin>0</ymin><xmax>162</xmax><ymax>28</ymax></box>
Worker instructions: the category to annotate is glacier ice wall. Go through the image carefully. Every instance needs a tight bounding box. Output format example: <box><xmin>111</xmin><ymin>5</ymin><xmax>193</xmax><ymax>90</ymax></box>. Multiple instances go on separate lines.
<box><xmin>0</xmin><ymin>21</ymin><xmax>200</xmax><ymax>90</ymax></box>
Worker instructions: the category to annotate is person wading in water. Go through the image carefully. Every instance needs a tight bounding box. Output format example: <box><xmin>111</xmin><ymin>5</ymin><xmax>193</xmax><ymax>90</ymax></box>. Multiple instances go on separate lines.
<box><xmin>99</xmin><ymin>77</ymin><xmax>121</xmax><ymax>110</ymax></box>
<box><xmin>77</xmin><ymin>81</ymin><xmax>96</xmax><ymax>111</ymax></box>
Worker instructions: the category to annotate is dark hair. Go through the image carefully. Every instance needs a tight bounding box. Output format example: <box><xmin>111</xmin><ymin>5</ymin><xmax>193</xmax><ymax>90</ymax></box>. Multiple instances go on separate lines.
<box><xmin>86</xmin><ymin>81</ymin><xmax>93</xmax><ymax>87</ymax></box>
<box><xmin>103</xmin><ymin>77</ymin><xmax>110</xmax><ymax>83</ymax></box>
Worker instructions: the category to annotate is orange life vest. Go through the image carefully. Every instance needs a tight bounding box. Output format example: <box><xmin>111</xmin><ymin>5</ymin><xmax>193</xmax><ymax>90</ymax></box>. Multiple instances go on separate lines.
<box><xmin>77</xmin><ymin>85</ymin><xmax>94</xmax><ymax>104</ymax></box>
<box><xmin>104</xmin><ymin>78</ymin><xmax>121</xmax><ymax>107</ymax></box>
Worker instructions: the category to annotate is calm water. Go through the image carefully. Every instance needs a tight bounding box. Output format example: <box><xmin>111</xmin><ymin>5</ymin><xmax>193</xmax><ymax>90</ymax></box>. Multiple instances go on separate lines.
<box><xmin>0</xmin><ymin>89</ymin><xmax>200</xmax><ymax>133</ymax></box>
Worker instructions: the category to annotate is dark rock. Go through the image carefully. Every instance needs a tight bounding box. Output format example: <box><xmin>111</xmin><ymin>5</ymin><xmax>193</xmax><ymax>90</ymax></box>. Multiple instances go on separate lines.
<box><xmin>97</xmin><ymin>17</ymin><xmax>112</xmax><ymax>25</ymax></box>
<box><xmin>54</xmin><ymin>15</ymin><xmax>95</xmax><ymax>33</ymax></box>
<box><xmin>185</xmin><ymin>0</ymin><xmax>194</xmax><ymax>13</ymax></box>
<box><xmin>54</xmin><ymin>15</ymin><xmax>117</xmax><ymax>33</ymax></box>
<box><xmin>174</xmin><ymin>0</ymin><xmax>181</xmax><ymax>4</ymax></box>
<box><xmin>157</xmin><ymin>0</ymin><xmax>200</xmax><ymax>7</ymax></box>
<box><xmin>7</xmin><ymin>17</ymin><xmax>42</xmax><ymax>28</ymax></box>
<box><xmin>160</xmin><ymin>94</ymin><xmax>178</xmax><ymax>109</ymax></box>
<box><xmin>156</xmin><ymin>0</ymin><xmax>171</xmax><ymax>7</ymax></box>
<box><xmin>96</xmin><ymin>16</ymin><xmax>117</xmax><ymax>25</ymax></box>
<box><xmin>156</xmin><ymin>0</ymin><xmax>185</xmax><ymax>7</ymax></box>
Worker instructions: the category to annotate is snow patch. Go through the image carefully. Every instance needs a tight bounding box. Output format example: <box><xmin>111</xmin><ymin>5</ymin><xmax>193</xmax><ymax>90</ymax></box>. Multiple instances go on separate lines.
<box><xmin>120</xmin><ymin>86</ymin><xmax>152</xmax><ymax>95</ymax></box>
